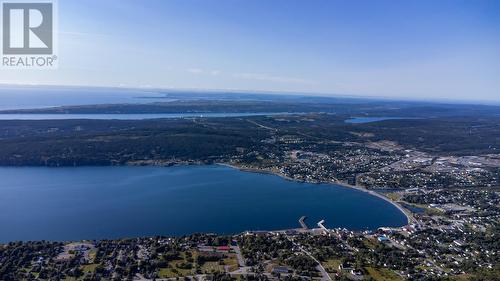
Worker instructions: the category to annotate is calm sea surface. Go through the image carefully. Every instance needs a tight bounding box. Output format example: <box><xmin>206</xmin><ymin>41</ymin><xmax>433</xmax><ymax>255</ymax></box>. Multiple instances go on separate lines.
<box><xmin>0</xmin><ymin>165</ymin><xmax>407</xmax><ymax>242</ymax></box>
<box><xmin>0</xmin><ymin>87</ymin><xmax>169</xmax><ymax>110</ymax></box>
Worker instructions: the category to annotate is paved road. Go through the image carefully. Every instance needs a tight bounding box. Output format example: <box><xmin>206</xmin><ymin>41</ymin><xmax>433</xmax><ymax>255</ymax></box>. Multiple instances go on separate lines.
<box><xmin>230</xmin><ymin>245</ymin><xmax>253</xmax><ymax>275</ymax></box>
<box><xmin>285</xmin><ymin>236</ymin><xmax>332</xmax><ymax>281</ymax></box>
<box><xmin>299</xmin><ymin>247</ymin><xmax>332</xmax><ymax>281</ymax></box>
<box><xmin>231</xmin><ymin>245</ymin><xmax>246</xmax><ymax>267</ymax></box>
<box><xmin>246</xmin><ymin>119</ymin><xmax>278</xmax><ymax>132</ymax></box>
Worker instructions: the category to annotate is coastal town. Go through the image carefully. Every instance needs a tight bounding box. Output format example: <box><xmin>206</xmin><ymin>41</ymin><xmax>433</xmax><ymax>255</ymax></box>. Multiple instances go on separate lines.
<box><xmin>1</xmin><ymin>184</ymin><xmax>498</xmax><ymax>281</ymax></box>
<box><xmin>219</xmin><ymin>115</ymin><xmax>500</xmax><ymax>191</ymax></box>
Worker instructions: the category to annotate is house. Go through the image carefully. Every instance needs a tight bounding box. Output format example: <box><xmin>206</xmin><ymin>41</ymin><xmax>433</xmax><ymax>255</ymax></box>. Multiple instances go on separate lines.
<box><xmin>406</xmin><ymin>188</ymin><xmax>420</xmax><ymax>194</ymax></box>
<box><xmin>198</xmin><ymin>245</ymin><xmax>214</xmax><ymax>252</ymax></box>
<box><xmin>377</xmin><ymin>236</ymin><xmax>390</xmax><ymax>243</ymax></box>
<box><xmin>351</xmin><ymin>269</ymin><xmax>363</xmax><ymax>276</ymax></box>
<box><xmin>217</xmin><ymin>246</ymin><xmax>231</xmax><ymax>252</ymax></box>
<box><xmin>339</xmin><ymin>262</ymin><xmax>353</xmax><ymax>271</ymax></box>
<box><xmin>272</xmin><ymin>266</ymin><xmax>291</xmax><ymax>275</ymax></box>
<box><xmin>378</xmin><ymin>227</ymin><xmax>394</xmax><ymax>234</ymax></box>
<box><xmin>403</xmin><ymin>225</ymin><xmax>417</xmax><ymax>234</ymax></box>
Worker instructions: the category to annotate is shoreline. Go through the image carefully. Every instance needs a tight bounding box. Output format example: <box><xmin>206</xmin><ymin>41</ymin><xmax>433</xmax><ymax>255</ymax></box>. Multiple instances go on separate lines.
<box><xmin>0</xmin><ymin>161</ymin><xmax>414</xmax><ymax>225</ymax></box>
<box><xmin>0</xmin><ymin>162</ymin><xmax>413</xmax><ymax>243</ymax></box>
<box><xmin>0</xmin><ymin>162</ymin><xmax>414</xmax><ymax>228</ymax></box>
<box><xmin>216</xmin><ymin>162</ymin><xmax>414</xmax><ymax>225</ymax></box>
<box><xmin>5</xmin><ymin>161</ymin><xmax>413</xmax><ymax>226</ymax></box>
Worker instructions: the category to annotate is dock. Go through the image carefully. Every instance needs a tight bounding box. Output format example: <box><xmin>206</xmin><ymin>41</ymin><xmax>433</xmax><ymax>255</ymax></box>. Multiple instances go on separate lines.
<box><xmin>299</xmin><ymin>216</ymin><xmax>308</xmax><ymax>230</ymax></box>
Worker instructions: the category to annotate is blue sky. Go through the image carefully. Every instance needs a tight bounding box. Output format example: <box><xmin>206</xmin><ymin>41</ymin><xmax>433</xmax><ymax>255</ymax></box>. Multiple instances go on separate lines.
<box><xmin>1</xmin><ymin>0</ymin><xmax>499</xmax><ymax>101</ymax></box>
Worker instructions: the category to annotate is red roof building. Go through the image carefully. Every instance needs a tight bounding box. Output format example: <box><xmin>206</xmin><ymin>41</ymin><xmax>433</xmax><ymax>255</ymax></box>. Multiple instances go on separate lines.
<box><xmin>217</xmin><ymin>246</ymin><xmax>230</xmax><ymax>252</ymax></box>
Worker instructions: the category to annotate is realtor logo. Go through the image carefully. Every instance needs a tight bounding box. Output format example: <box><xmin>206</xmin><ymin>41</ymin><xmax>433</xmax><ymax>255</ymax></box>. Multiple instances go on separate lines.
<box><xmin>3</xmin><ymin>2</ymin><xmax>53</xmax><ymax>54</ymax></box>
<box><xmin>1</xmin><ymin>1</ymin><xmax>57</xmax><ymax>68</ymax></box>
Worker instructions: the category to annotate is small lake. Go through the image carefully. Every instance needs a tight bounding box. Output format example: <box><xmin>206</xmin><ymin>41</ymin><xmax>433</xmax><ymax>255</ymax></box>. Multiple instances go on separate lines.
<box><xmin>0</xmin><ymin>112</ymin><xmax>290</xmax><ymax>120</ymax></box>
<box><xmin>0</xmin><ymin>165</ymin><xmax>407</xmax><ymax>242</ymax></box>
<box><xmin>345</xmin><ymin>117</ymin><xmax>419</xmax><ymax>124</ymax></box>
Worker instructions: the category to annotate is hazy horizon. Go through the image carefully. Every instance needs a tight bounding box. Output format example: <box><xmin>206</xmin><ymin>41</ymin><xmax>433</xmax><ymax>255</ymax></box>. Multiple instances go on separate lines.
<box><xmin>1</xmin><ymin>83</ymin><xmax>500</xmax><ymax>106</ymax></box>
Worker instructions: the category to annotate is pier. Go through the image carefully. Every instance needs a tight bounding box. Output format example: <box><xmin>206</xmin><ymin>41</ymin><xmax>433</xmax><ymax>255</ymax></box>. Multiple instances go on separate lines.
<box><xmin>299</xmin><ymin>216</ymin><xmax>308</xmax><ymax>230</ymax></box>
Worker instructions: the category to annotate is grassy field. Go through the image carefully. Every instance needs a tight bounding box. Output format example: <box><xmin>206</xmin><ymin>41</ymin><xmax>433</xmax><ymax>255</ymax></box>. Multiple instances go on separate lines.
<box><xmin>158</xmin><ymin>260</ymin><xmax>193</xmax><ymax>278</ymax></box>
<box><xmin>322</xmin><ymin>258</ymin><xmax>341</xmax><ymax>273</ymax></box>
<box><xmin>223</xmin><ymin>254</ymin><xmax>240</xmax><ymax>272</ymax></box>
<box><xmin>363</xmin><ymin>237</ymin><xmax>381</xmax><ymax>249</ymax></box>
<box><xmin>365</xmin><ymin>267</ymin><xmax>403</xmax><ymax>281</ymax></box>
<box><xmin>385</xmin><ymin>192</ymin><xmax>402</xmax><ymax>201</ymax></box>
<box><xmin>200</xmin><ymin>261</ymin><xmax>225</xmax><ymax>273</ymax></box>
<box><xmin>81</xmin><ymin>263</ymin><xmax>99</xmax><ymax>274</ymax></box>
<box><xmin>200</xmin><ymin>254</ymin><xmax>239</xmax><ymax>273</ymax></box>
<box><xmin>158</xmin><ymin>250</ymin><xmax>239</xmax><ymax>277</ymax></box>
<box><xmin>158</xmin><ymin>251</ymin><xmax>194</xmax><ymax>278</ymax></box>
<box><xmin>88</xmin><ymin>249</ymin><xmax>97</xmax><ymax>262</ymax></box>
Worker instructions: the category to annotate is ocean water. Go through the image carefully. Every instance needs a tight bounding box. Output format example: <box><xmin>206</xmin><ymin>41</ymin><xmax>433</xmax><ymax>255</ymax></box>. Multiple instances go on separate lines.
<box><xmin>0</xmin><ymin>86</ymin><xmax>169</xmax><ymax>110</ymax></box>
<box><xmin>0</xmin><ymin>165</ymin><xmax>407</xmax><ymax>242</ymax></box>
